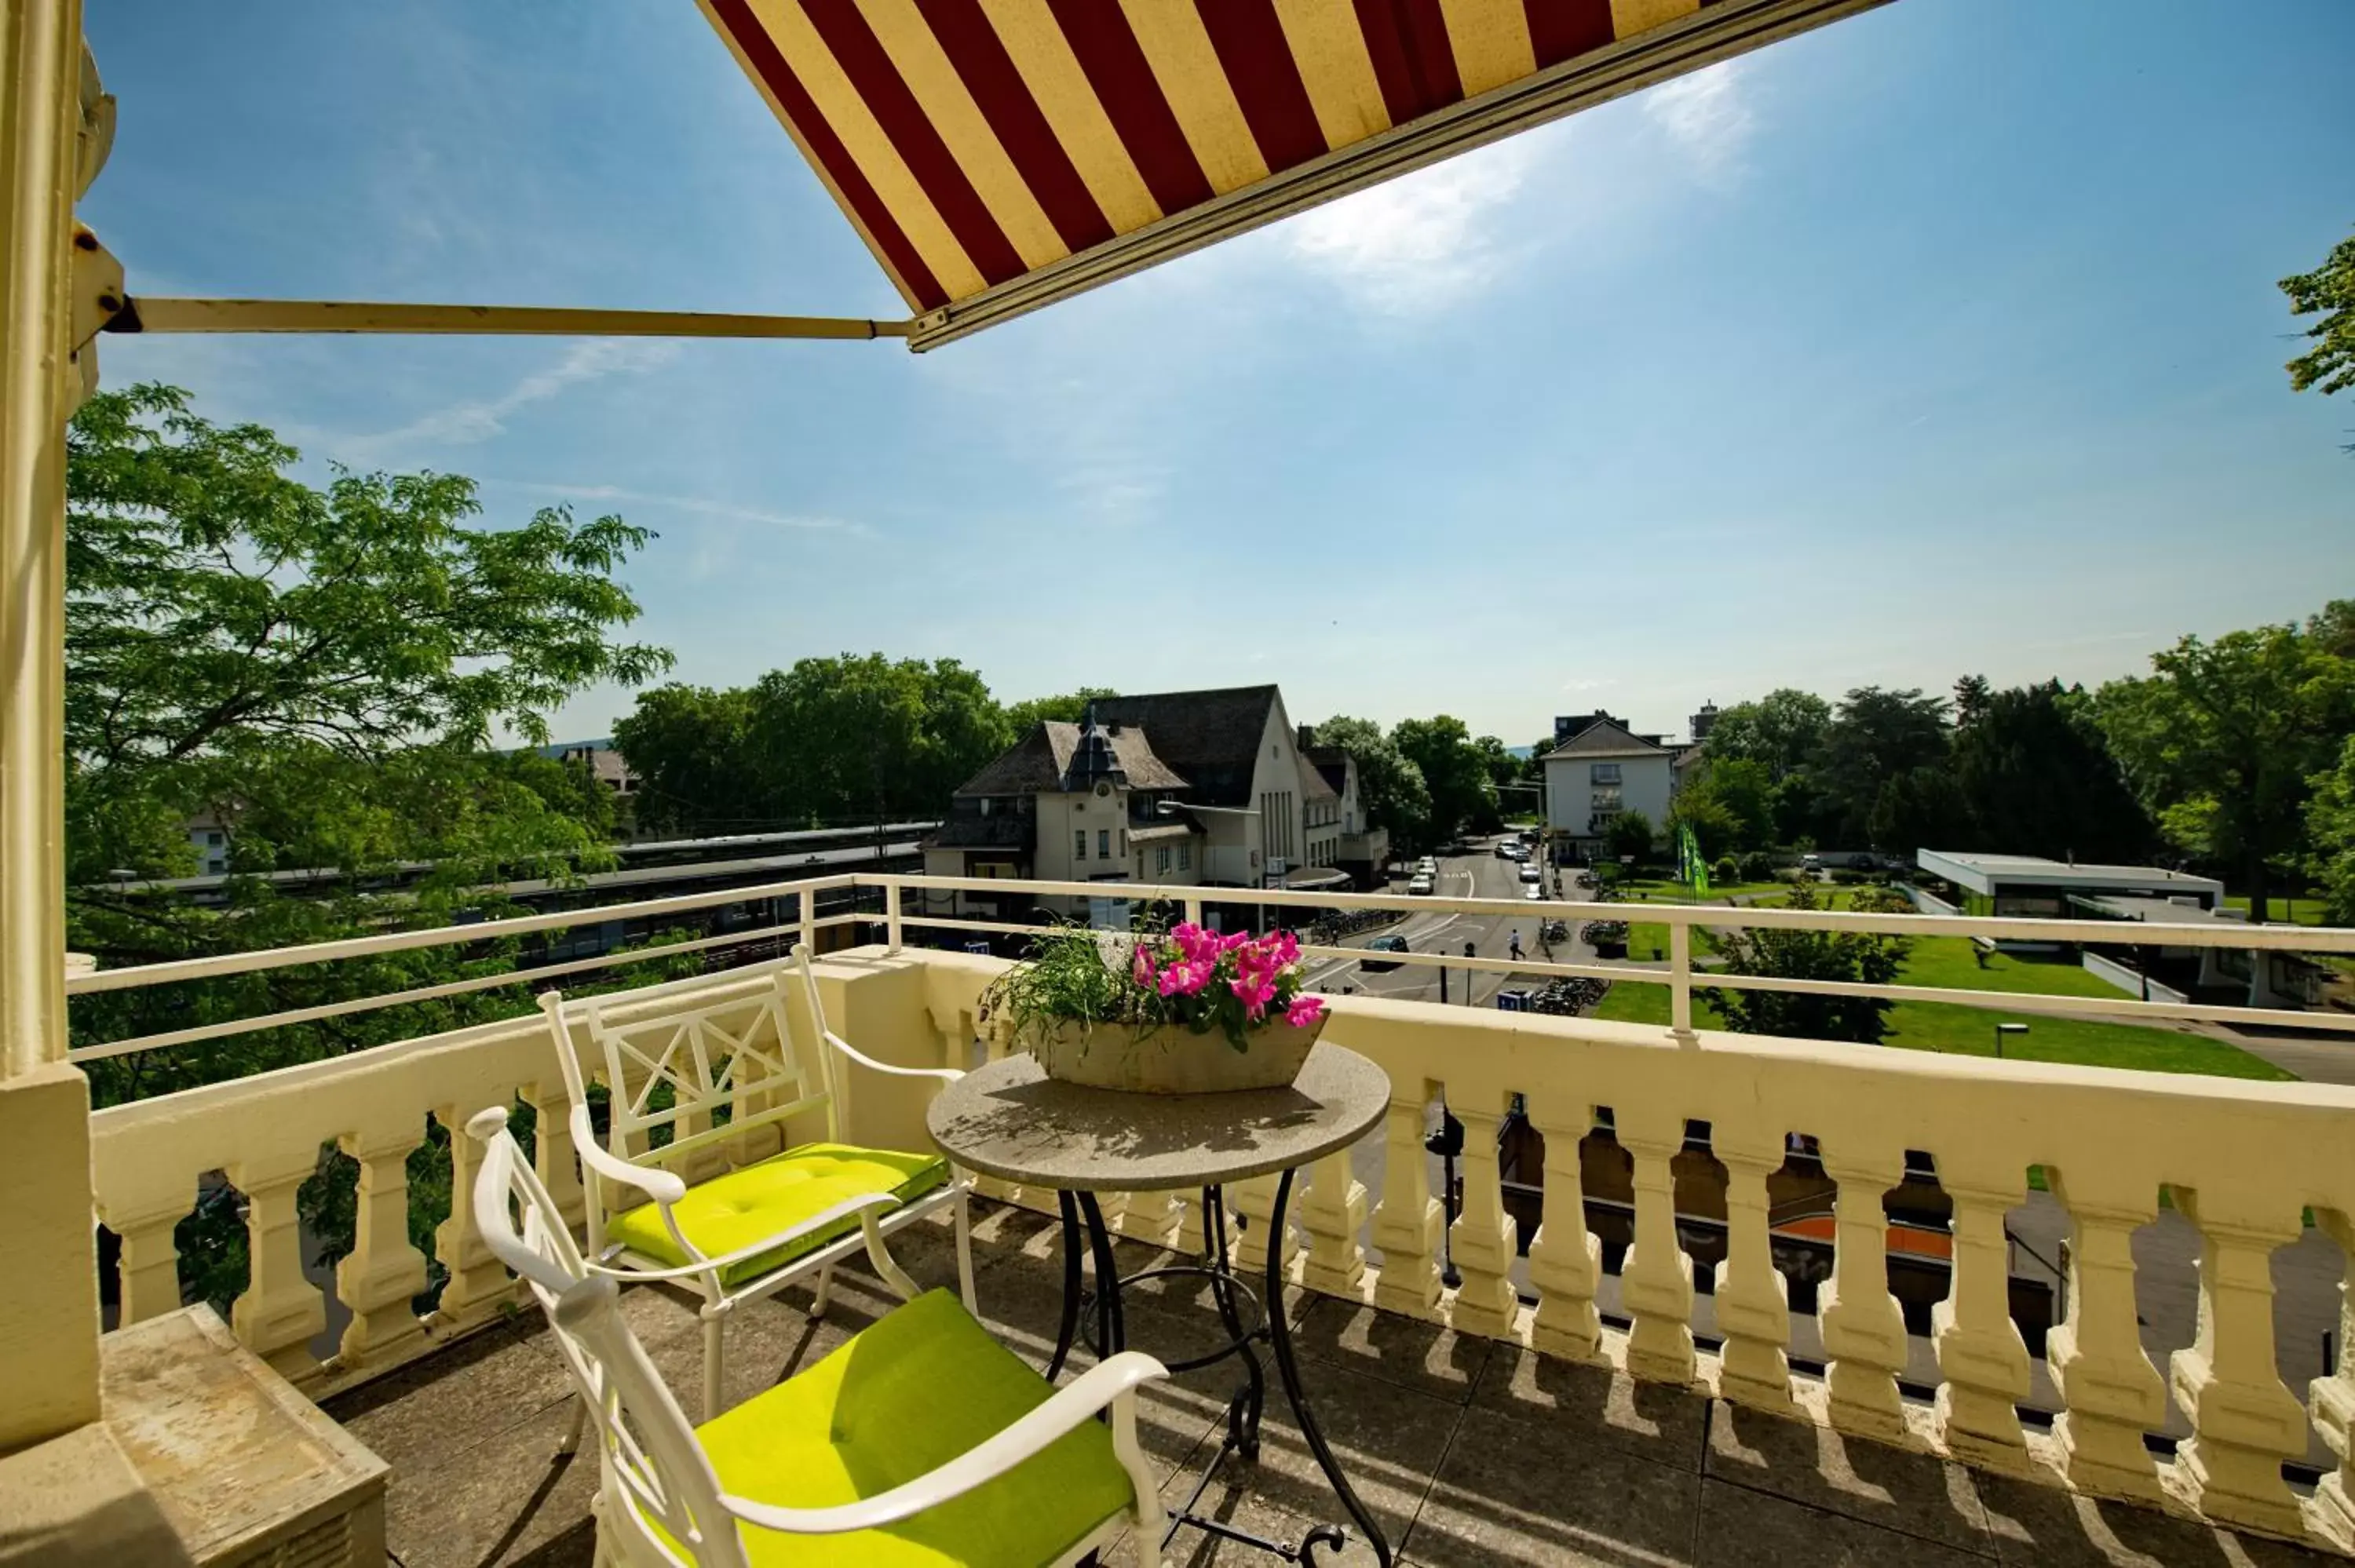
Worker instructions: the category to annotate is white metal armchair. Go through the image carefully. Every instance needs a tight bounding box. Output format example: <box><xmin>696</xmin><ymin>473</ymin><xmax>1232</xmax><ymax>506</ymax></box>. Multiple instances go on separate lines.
<box><xmin>541</xmin><ymin>943</ymin><xmax>975</xmax><ymax>1417</ymax></box>
<box><xmin>464</xmin><ymin>1106</ymin><xmax>1167</xmax><ymax>1568</ymax></box>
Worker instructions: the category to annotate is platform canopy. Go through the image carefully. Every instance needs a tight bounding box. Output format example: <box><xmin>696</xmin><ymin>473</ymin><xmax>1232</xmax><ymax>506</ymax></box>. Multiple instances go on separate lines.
<box><xmin>699</xmin><ymin>0</ymin><xmax>1886</xmax><ymax>347</ymax></box>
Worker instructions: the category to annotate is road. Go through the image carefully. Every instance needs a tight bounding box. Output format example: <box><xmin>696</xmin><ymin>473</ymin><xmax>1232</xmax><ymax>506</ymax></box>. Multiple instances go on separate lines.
<box><xmin>1302</xmin><ymin>835</ymin><xmax>1585</xmax><ymax>1008</ymax></box>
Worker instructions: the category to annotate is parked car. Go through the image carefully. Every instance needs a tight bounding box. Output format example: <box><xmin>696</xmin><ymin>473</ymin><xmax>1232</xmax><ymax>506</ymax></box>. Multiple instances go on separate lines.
<box><xmin>1494</xmin><ymin>842</ymin><xmax>1518</xmax><ymax>859</ymax></box>
<box><xmin>1361</xmin><ymin>935</ymin><xmax>1410</xmax><ymax>972</ymax></box>
<box><xmin>1409</xmin><ymin>874</ymin><xmax>1435</xmax><ymax>895</ymax></box>
<box><xmin>1518</xmin><ymin>864</ymin><xmax>1542</xmax><ymax>885</ymax></box>
<box><xmin>1522</xmin><ymin>883</ymin><xmax>1544</xmax><ymax>900</ymax></box>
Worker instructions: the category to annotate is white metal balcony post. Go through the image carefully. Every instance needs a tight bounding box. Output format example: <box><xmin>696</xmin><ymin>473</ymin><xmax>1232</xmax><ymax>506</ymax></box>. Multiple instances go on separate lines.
<box><xmin>883</xmin><ymin>878</ymin><xmax>903</xmax><ymax>954</ymax></box>
<box><xmin>0</xmin><ymin>0</ymin><xmax>105</xmax><ymax>1454</ymax></box>
<box><xmin>1668</xmin><ymin>919</ymin><xmax>1694</xmax><ymax>1042</ymax></box>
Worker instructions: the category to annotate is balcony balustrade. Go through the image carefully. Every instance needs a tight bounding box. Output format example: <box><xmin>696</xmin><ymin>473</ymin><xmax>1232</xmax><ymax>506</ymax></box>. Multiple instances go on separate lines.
<box><xmin>68</xmin><ymin>871</ymin><xmax>2355</xmax><ymax>1558</ymax></box>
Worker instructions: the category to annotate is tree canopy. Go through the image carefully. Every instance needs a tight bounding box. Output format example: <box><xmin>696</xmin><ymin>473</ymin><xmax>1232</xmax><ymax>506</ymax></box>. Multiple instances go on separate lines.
<box><xmin>64</xmin><ymin>385</ymin><xmax>674</xmax><ymax>1103</ymax></box>
<box><xmin>614</xmin><ymin>661</ymin><xmax>1090</xmax><ymax>836</ymax></box>
<box><xmin>1313</xmin><ymin>715</ymin><xmax>1432</xmax><ymax>851</ymax></box>
<box><xmin>2097</xmin><ymin>605</ymin><xmax>2355</xmax><ymax>921</ymax></box>
<box><xmin>2281</xmin><ymin>225</ymin><xmax>2355</xmax><ymax>401</ymax></box>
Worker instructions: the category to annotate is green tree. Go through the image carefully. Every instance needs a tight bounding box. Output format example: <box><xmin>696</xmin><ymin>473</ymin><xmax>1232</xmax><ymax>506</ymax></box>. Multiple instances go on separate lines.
<box><xmin>1703</xmin><ymin>689</ymin><xmax>1831</xmax><ymax>780</ymax></box>
<box><xmin>612</xmin><ymin>684</ymin><xmax>760</xmax><ymax>834</ymax></box>
<box><xmin>64</xmin><ymin>384</ymin><xmax>674</xmax><ymax>1102</ymax></box>
<box><xmin>1706</xmin><ymin>884</ymin><xmax>1912</xmax><ymax>1043</ymax></box>
<box><xmin>2281</xmin><ymin>226</ymin><xmax>2355</xmax><ymax>404</ymax></box>
<box><xmin>1605</xmin><ymin>809</ymin><xmax>1655</xmax><ymax>863</ymax></box>
<box><xmin>742</xmin><ymin>655</ymin><xmax>1012</xmax><ymax>829</ymax></box>
<box><xmin>1696</xmin><ymin>757</ymin><xmax>1776</xmax><ymax>851</ymax></box>
<box><xmin>1393</xmin><ymin>716</ymin><xmax>1499</xmax><ymax>843</ymax></box>
<box><xmin>1003</xmin><ymin>687</ymin><xmax>1119</xmax><ymax>732</ymax></box>
<box><xmin>1948</xmin><ymin>680</ymin><xmax>2152</xmax><ymax>862</ymax></box>
<box><xmin>1817</xmin><ymin>687</ymin><xmax>1951</xmax><ymax>845</ymax></box>
<box><xmin>1314</xmin><ymin>715</ymin><xmax>1432</xmax><ymax>851</ymax></box>
<box><xmin>2307</xmin><ymin>735</ymin><xmax>2355</xmax><ymax>925</ymax></box>
<box><xmin>1665</xmin><ymin>791</ymin><xmax>1740</xmax><ymax>862</ymax></box>
<box><xmin>2098</xmin><ymin>603</ymin><xmax>2355</xmax><ymax>921</ymax></box>
<box><xmin>1868</xmin><ymin>764</ymin><xmax>1973</xmax><ymax>855</ymax></box>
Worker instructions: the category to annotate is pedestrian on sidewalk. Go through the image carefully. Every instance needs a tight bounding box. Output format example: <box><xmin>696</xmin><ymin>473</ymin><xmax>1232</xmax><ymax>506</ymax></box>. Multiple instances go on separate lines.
<box><xmin>1508</xmin><ymin>929</ymin><xmax>1524</xmax><ymax>962</ymax></box>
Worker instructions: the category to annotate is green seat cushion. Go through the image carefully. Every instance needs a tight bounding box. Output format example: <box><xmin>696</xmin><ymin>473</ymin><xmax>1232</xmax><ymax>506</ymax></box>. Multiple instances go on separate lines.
<box><xmin>608</xmin><ymin>1142</ymin><xmax>947</xmax><ymax>1288</ymax></box>
<box><xmin>682</xmin><ymin>1289</ymin><xmax>1136</xmax><ymax>1566</ymax></box>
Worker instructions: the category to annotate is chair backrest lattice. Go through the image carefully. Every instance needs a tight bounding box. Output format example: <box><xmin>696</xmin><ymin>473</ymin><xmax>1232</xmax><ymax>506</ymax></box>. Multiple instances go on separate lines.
<box><xmin>542</xmin><ymin>964</ymin><xmax>842</xmax><ymax>1176</ymax></box>
<box><xmin>466</xmin><ymin>1107</ymin><xmax>750</xmax><ymax>1568</ymax></box>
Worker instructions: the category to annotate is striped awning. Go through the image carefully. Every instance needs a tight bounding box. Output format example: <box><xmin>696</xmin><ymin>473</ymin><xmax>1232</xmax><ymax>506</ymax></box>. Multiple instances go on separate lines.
<box><xmin>699</xmin><ymin>0</ymin><xmax>1888</xmax><ymax>348</ymax></box>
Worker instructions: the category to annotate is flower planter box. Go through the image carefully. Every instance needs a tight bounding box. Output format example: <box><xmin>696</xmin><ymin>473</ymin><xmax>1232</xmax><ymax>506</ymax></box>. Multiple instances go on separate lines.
<box><xmin>1029</xmin><ymin>1017</ymin><xmax>1324</xmax><ymax>1095</ymax></box>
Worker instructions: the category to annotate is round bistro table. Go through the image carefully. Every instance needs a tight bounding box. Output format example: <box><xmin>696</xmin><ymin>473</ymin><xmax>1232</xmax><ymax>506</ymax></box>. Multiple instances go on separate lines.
<box><xmin>927</xmin><ymin>1042</ymin><xmax>1393</xmax><ymax>1567</ymax></box>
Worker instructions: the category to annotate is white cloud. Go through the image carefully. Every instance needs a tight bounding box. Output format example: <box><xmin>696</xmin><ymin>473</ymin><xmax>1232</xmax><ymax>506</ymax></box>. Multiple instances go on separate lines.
<box><xmin>490</xmin><ymin>479</ymin><xmax>854</xmax><ymax>534</ymax></box>
<box><xmin>338</xmin><ymin>339</ymin><xmax>678</xmax><ymax>459</ymax></box>
<box><xmin>1639</xmin><ymin>60</ymin><xmax>1754</xmax><ymax>184</ymax></box>
<box><xmin>1282</xmin><ymin>137</ymin><xmax>1541</xmax><ymax>312</ymax></box>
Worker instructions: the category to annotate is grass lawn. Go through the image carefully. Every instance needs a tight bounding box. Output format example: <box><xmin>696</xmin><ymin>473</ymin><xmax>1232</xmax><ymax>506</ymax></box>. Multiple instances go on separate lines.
<box><xmin>1894</xmin><ymin>938</ymin><xmax>2125</xmax><ymax>997</ymax></box>
<box><xmin>1616</xmin><ymin>879</ymin><xmax>1787</xmax><ymax>903</ymax></box>
<box><xmin>2223</xmin><ymin>894</ymin><xmax>2330</xmax><ymax>926</ymax></box>
<box><xmin>1587</xmin><ymin>975</ymin><xmax>2291</xmax><ymax>1080</ymax></box>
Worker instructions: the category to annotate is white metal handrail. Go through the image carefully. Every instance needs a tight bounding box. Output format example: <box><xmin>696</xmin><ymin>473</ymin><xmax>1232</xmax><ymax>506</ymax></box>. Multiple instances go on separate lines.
<box><xmin>64</xmin><ymin>866</ymin><xmax>2355</xmax><ymax>1064</ymax></box>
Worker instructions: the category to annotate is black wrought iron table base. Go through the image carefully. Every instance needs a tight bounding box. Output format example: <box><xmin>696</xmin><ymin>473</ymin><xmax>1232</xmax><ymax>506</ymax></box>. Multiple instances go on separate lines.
<box><xmin>1046</xmin><ymin>1175</ymin><xmax>1391</xmax><ymax>1567</ymax></box>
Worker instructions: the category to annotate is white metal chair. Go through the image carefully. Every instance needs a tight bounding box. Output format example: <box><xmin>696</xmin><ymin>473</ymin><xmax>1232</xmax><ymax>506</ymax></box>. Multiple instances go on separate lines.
<box><xmin>541</xmin><ymin>943</ymin><xmax>975</xmax><ymax>1418</ymax></box>
<box><xmin>464</xmin><ymin>1106</ymin><xmax>1167</xmax><ymax>1568</ymax></box>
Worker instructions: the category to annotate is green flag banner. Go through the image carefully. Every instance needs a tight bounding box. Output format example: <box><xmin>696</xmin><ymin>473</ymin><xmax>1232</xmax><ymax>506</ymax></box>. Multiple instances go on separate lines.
<box><xmin>1679</xmin><ymin>823</ymin><xmax>1711</xmax><ymax>897</ymax></box>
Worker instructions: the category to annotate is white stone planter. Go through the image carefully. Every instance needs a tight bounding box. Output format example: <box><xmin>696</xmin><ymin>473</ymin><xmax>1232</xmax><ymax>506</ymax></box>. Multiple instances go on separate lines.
<box><xmin>1028</xmin><ymin>1018</ymin><xmax>1324</xmax><ymax>1094</ymax></box>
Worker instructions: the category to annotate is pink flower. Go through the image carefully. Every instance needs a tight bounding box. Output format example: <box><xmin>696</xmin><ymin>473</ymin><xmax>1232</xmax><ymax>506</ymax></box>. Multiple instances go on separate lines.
<box><xmin>1285</xmin><ymin>995</ymin><xmax>1327</xmax><ymax>1029</ymax></box>
<box><xmin>1264</xmin><ymin>932</ymin><xmax>1300</xmax><ymax>968</ymax></box>
<box><xmin>1230</xmin><ymin>975</ymin><xmax>1277</xmax><ymax>1012</ymax></box>
<box><xmin>1131</xmin><ymin>945</ymin><xmax>1158</xmax><ymax>990</ymax></box>
<box><xmin>1159</xmin><ymin>960</ymin><xmax>1212</xmax><ymax>997</ymax></box>
<box><xmin>1171</xmin><ymin>924</ymin><xmax>1219</xmax><ymax>965</ymax></box>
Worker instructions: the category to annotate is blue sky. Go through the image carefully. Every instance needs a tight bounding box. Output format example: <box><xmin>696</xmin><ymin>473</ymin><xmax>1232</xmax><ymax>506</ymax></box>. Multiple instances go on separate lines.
<box><xmin>82</xmin><ymin>0</ymin><xmax>2355</xmax><ymax>749</ymax></box>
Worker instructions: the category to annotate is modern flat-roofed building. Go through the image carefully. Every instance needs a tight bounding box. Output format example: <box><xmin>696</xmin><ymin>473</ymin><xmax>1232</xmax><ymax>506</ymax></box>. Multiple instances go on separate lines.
<box><xmin>1914</xmin><ymin>850</ymin><xmax>2223</xmax><ymax>918</ymax></box>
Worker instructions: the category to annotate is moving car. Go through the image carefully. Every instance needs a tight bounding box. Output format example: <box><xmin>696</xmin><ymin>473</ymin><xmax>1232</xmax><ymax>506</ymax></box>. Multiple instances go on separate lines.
<box><xmin>1493</xmin><ymin>841</ymin><xmax>1519</xmax><ymax>859</ymax></box>
<box><xmin>1409</xmin><ymin>874</ymin><xmax>1435</xmax><ymax>895</ymax></box>
<box><xmin>1361</xmin><ymin>935</ymin><xmax>1410</xmax><ymax>972</ymax></box>
<box><xmin>1523</xmin><ymin>883</ymin><xmax>1544</xmax><ymax>900</ymax></box>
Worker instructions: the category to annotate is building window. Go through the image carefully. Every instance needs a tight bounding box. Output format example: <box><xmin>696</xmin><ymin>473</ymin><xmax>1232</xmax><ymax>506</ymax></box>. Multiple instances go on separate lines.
<box><xmin>1097</xmin><ymin>829</ymin><xmax>1110</xmax><ymax>858</ymax></box>
<box><xmin>1590</xmin><ymin>763</ymin><xmax>1622</xmax><ymax>785</ymax></box>
<box><xmin>1590</xmin><ymin>787</ymin><xmax>1622</xmax><ymax>812</ymax></box>
<box><xmin>1157</xmin><ymin>846</ymin><xmax>1171</xmax><ymax>874</ymax></box>
<box><xmin>1075</xmin><ymin>829</ymin><xmax>1087</xmax><ymax>859</ymax></box>
<box><xmin>1178</xmin><ymin>843</ymin><xmax>1192</xmax><ymax>870</ymax></box>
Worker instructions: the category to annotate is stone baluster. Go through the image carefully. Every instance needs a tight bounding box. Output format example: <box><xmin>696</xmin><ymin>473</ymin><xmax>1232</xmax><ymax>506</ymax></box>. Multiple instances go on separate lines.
<box><xmin>1713</xmin><ymin>1122</ymin><xmax>1794</xmax><ymax>1412</ymax></box>
<box><xmin>523</xmin><ymin>1081</ymin><xmax>589</xmax><ymax>1241</ymax></box>
<box><xmin>1933</xmin><ymin>1158</ymin><xmax>2031</xmax><ymax>1471</ymax></box>
<box><xmin>2045</xmin><ymin>1172</ymin><xmax>2167</xmax><ymax>1501</ymax></box>
<box><xmin>335</xmin><ymin>1127</ymin><xmax>429</xmax><ymax>1368</ymax></box>
<box><xmin>432</xmin><ymin>1104</ymin><xmax>518</xmax><ymax>1331</ymax></box>
<box><xmin>1446</xmin><ymin>1098</ymin><xmax>1520</xmax><ymax>1339</ymax></box>
<box><xmin>1370</xmin><ymin>1086</ymin><xmax>1444</xmax><ymax>1320</ymax></box>
<box><xmin>1105</xmin><ymin>1190</ymin><xmax>1181</xmax><ymax>1249</ymax></box>
<box><xmin>2167</xmin><ymin>1187</ymin><xmax>2309</xmax><ymax>1537</ymax></box>
<box><xmin>228</xmin><ymin>1150</ymin><xmax>328</xmax><ymax>1379</ymax></box>
<box><xmin>1296</xmin><ymin>1150</ymin><xmax>1367</xmax><ymax>1299</ymax></box>
<box><xmin>969</xmin><ymin>1016</ymin><xmax>1022</xmax><ymax>1208</ymax></box>
<box><xmin>1174</xmin><ymin>1190</ymin><xmax>1227</xmax><ymax>1260</ymax></box>
<box><xmin>2309</xmin><ymin>1208</ymin><xmax>2355</xmax><ymax>1553</ymax></box>
<box><xmin>1525</xmin><ymin>1096</ymin><xmax>1602</xmax><ymax>1364</ymax></box>
<box><xmin>1617</xmin><ymin>1110</ymin><xmax>1696</xmax><ymax>1385</ymax></box>
<box><xmin>1816</xmin><ymin>1143</ymin><xmax>1908</xmax><ymax>1442</ymax></box>
<box><xmin>1229</xmin><ymin>1172</ymin><xmax>1301</xmax><ymax>1278</ymax></box>
<box><xmin>102</xmin><ymin>1193</ymin><xmax>192</xmax><ymax>1327</ymax></box>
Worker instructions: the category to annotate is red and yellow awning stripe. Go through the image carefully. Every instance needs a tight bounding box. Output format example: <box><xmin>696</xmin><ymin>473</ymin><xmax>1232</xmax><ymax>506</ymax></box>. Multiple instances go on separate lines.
<box><xmin>699</xmin><ymin>0</ymin><xmax>1888</xmax><ymax>345</ymax></box>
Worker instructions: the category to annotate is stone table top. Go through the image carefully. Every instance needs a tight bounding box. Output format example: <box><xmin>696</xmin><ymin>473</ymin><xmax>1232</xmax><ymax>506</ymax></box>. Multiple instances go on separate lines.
<box><xmin>926</xmin><ymin>1042</ymin><xmax>1391</xmax><ymax>1193</ymax></box>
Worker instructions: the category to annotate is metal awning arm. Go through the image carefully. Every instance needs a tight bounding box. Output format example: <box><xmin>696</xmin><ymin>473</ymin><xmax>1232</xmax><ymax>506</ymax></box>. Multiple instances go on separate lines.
<box><xmin>105</xmin><ymin>295</ymin><xmax>914</xmax><ymax>341</ymax></box>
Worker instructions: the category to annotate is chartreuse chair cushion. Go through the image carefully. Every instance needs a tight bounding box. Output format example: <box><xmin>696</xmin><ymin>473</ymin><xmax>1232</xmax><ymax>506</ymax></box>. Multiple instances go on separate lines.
<box><xmin>607</xmin><ymin>1142</ymin><xmax>947</xmax><ymax>1288</ymax></box>
<box><xmin>679</xmin><ymin>1289</ymin><xmax>1137</xmax><ymax>1566</ymax></box>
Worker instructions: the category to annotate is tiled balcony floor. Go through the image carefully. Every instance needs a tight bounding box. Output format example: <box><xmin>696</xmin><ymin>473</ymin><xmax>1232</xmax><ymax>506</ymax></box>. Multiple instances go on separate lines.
<box><xmin>325</xmin><ymin>1198</ymin><xmax>2342</xmax><ymax>1567</ymax></box>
